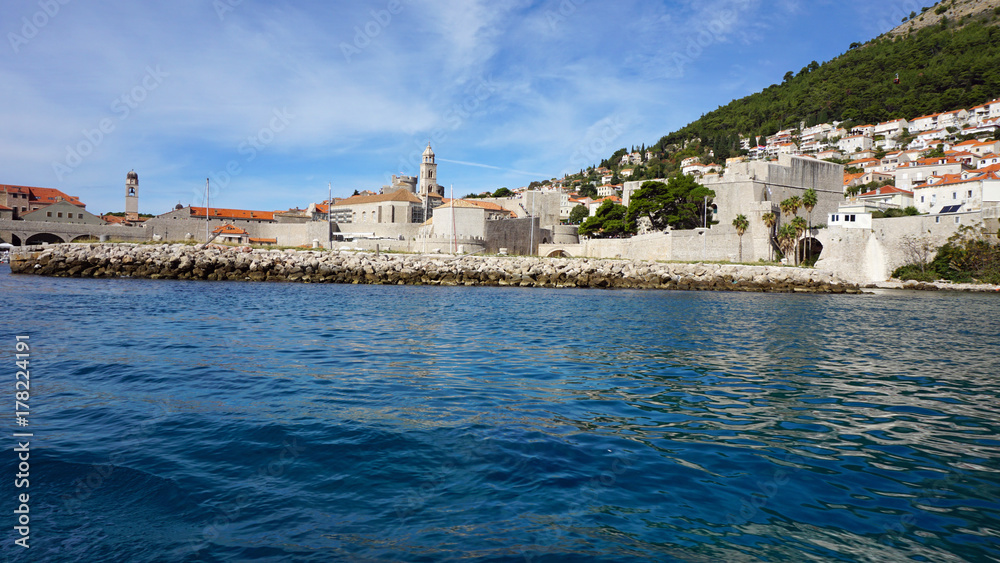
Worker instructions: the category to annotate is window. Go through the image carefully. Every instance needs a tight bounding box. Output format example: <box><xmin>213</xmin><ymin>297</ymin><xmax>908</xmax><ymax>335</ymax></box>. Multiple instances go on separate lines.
<box><xmin>920</xmin><ymin>196</ymin><xmax>925</xmax><ymax>203</ymax></box>
<box><xmin>46</xmin><ymin>212</ymin><xmax>51</xmax><ymax>217</ymax></box>
<box><xmin>848</xmin><ymin>215</ymin><xmax>856</xmax><ymax>222</ymax></box>
<box><xmin>954</xmin><ymin>216</ymin><xmax>960</xmax><ymax>224</ymax></box>
<box><xmin>953</xmin><ymin>192</ymin><xmax>957</xmax><ymax>200</ymax></box>
<box><xmin>935</xmin><ymin>216</ymin><xmax>940</xmax><ymax>223</ymax></box>
<box><xmin>78</xmin><ymin>214</ymin><xmax>83</xmax><ymax>219</ymax></box>
<box><xmin>57</xmin><ymin>212</ymin><xmax>62</xmax><ymax>217</ymax></box>
<box><xmin>968</xmin><ymin>190</ymin><xmax>973</xmax><ymax>198</ymax></box>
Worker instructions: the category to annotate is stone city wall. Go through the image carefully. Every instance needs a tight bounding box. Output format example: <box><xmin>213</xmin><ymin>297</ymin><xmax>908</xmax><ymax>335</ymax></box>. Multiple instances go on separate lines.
<box><xmin>10</xmin><ymin>243</ymin><xmax>862</xmax><ymax>293</ymax></box>
<box><xmin>816</xmin><ymin>212</ymin><xmax>977</xmax><ymax>283</ymax></box>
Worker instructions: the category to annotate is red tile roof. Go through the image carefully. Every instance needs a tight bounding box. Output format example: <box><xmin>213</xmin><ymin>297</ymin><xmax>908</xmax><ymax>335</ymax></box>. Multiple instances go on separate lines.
<box><xmin>249</xmin><ymin>237</ymin><xmax>277</xmax><ymax>244</ymax></box>
<box><xmin>189</xmin><ymin>207</ymin><xmax>275</xmax><ymax>220</ymax></box>
<box><xmin>0</xmin><ymin>184</ymin><xmax>85</xmax><ymax>207</ymax></box>
<box><xmin>843</xmin><ymin>172</ymin><xmax>865</xmax><ymax>185</ymax></box>
<box><xmin>332</xmin><ymin>191</ymin><xmax>424</xmax><ymax>206</ymax></box>
<box><xmin>858</xmin><ymin>186</ymin><xmax>913</xmax><ymax>197</ymax></box>
<box><xmin>212</xmin><ymin>223</ymin><xmax>249</xmax><ymax>235</ymax></box>
<box><xmin>914</xmin><ymin>170</ymin><xmax>1000</xmax><ymax>188</ymax></box>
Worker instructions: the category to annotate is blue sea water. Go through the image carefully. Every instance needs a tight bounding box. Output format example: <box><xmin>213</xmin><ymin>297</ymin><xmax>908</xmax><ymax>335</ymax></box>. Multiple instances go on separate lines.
<box><xmin>2</xmin><ymin>263</ymin><xmax>1000</xmax><ymax>562</ymax></box>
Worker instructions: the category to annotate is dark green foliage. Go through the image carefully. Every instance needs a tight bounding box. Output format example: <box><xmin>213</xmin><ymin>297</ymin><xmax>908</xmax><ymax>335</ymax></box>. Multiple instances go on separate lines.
<box><xmin>492</xmin><ymin>187</ymin><xmax>513</xmax><ymax>198</ymax></box>
<box><xmin>578</xmin><ymin>183</ymin><xmax>598</xmax><ymax>198</ymax></box>
<box><xmin>891</xmin><ymin>263</ymin><xmax>939</xmax><ymax>281</ymax></box>
<box><xmin>652</xmin><ymin>21</ymin><xmax>1000</xmax><ymax>162</ymax></box>
<box><xmin>568</xmin><ymin>204</ymin><xmax>589</xmax><ymax>224</ymax></box>
<box><xmin>579</xmin><ymin>200</ymin><xmax>633</xmax><ymax>237</ymax></box>
<box><xmin>893</xmin><ymin>226</ymin><xmax>1000</xmax><ymax>283</ymax></box>
<box><xmin>626</xmin><ymin>176</ymin><xmax>716</xmax><ymax>231</ymax></box>
<box><xmin>872</xmin><ymin>206</ymin><xmax>921</xmax><ymax>218</ymax></box>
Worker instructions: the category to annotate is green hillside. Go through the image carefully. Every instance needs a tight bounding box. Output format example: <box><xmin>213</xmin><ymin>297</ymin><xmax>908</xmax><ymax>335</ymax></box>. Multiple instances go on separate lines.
<box><xmin>651</xmin><ymin>13</ymin><xmax>1000</xmax><ymax>163</ymax></box>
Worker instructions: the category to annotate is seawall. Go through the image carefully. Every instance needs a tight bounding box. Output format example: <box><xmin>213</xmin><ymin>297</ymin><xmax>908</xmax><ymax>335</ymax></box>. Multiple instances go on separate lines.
<box><xmin>9</xmin><ymin>244</ymin><xmax>862</xmax><ymax>293</ymax></box>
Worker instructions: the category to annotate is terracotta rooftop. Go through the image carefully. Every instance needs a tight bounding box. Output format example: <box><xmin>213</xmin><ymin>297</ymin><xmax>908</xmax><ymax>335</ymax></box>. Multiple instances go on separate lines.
<box><xmin>843</xmin><ymin>172</ymin><xmax>865</xmax><ymax>185</ymax></box>
<box><xmin>858</xmin><ymin>186</ymin><xmax>913</xmax><ymax>198</ymax></box>
<box><xmin>332</xmin><ymin>190</ymin><xmax>423</xmax><ymax>206</ymax></box>
<box><xmin>0</xmin><ymin>184</ymin><xmax>85</xmax><ymax>207</ymax></box>
<box><xmin>189</xmin><ymin>206</ymin><xmax>276</xmax><ymax>220</ymax></box>
<box><xmin>212</xmin><ymin>223</ymin><xmax>249</xmax><ymax>235</ymax></box>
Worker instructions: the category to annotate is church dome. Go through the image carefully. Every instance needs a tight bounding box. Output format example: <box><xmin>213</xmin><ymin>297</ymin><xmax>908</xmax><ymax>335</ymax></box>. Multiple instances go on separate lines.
<box><xmin>422</xmin><ymin>144</ymin><xmax>434</xmax><ymax>157</ymax></box>
<box><xmin>175</xmin><ymin>203</ymin><xmax>184</xmax><ymax>210</ymax></box>
<box><xmin>127</xmin><ymin>169</ymin><xmax>138</xmax><ymax>181</ymax></box>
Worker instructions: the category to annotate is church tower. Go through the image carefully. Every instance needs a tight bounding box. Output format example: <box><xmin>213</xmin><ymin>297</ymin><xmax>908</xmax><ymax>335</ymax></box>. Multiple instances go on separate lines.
<box><xmin>125</xmin><ymin>169</ymin><xmax>139</xmax><ymax>221</ymax></box>
<box><xmin>419</xmin><ymin>143</ymin><xmax>441</xmax><ymax>197</ymax></box>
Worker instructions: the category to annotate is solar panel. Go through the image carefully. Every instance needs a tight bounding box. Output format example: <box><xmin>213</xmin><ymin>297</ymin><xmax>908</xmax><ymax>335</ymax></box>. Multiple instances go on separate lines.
<box><xmin>939</xmin><ymin>205</ymin><xmax>963</xmax><ymax>214</ymax></box>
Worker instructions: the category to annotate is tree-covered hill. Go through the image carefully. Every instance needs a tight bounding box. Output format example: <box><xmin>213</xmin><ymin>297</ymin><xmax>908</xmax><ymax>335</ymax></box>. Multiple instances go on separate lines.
<box><xmin>652</xmin><ymin>11</ymin><xmax>1000</xmax><ymax>162</ymax></box>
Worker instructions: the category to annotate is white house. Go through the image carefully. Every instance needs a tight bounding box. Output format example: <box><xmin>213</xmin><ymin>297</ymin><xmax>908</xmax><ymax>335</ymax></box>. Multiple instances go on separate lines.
<box><xmin>895</xmin><ymin>157</ymin><xmax>965</xmax><ymax>190</ymax></box>
<box><xmin>938</xmin><ymin>109</ymin><xmax>970</xmax><ymax>130</ymax></box>
<box><xmin>909</xmin><ymin>113</ymin><xmax>941</xmax><ymax>132</ymax></box>
<box><xmin>596</xmin><ymin>184</ymin><xmax>619</xmax><ymax>197</ymax></box>
<box><xmin>838</xmin><ymin>135</ymin><xmax>873</xmax><ymax>154</ymax></box>
<box><xmin>912</xmin><ymin>170</ymin><xmax>999</xmax><ymax>214</ymax></box>
<box><xmin>828</xmin><ymin>211</ymin><xmax>872</xmax><ymax>230</ymax></box>
<box><xmin>856</xmin><ymin>185</ymin><xmax>914</xmax><ymax>210</ymax></box>
<box><xmin>874</xmin><ymin>119</ymin><xmax>909</xmax><ymax>139</ymax></box>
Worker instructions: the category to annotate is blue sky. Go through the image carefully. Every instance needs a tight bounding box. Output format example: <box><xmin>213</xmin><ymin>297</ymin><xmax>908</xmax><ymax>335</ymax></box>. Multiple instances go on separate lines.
<box><xmin>1</xmin><ymin>0</ymin><xmax>919</xmax><ymax>215</ymax></box>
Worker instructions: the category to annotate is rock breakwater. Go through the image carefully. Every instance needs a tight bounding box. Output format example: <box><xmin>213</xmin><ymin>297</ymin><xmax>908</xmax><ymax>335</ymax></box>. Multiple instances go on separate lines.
<box><xmin>10</xmin><ymin>244</ymin><xmax>862</xmax><ymax>293</ymax></box>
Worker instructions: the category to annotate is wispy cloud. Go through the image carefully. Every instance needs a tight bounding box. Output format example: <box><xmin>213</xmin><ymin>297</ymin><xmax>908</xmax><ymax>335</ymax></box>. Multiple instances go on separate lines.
<box><xmin>0</xmin><ymin>0</ymin><xmax>888</xmax><ymax>213</ymax></box>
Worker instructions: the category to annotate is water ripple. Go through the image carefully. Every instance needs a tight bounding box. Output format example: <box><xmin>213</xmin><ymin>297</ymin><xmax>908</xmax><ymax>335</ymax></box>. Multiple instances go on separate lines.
<box><xmin>2</xmin><ymin>270</ymin><xmax>1000</xmax><ymax>561</ymax></box>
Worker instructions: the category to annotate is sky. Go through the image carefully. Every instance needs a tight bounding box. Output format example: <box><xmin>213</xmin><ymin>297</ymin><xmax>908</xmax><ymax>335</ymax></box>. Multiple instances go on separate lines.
<box><xmin>1</xmin><ymin>0</ymin><xmax>922</xmax><ymax>215</ymax></box>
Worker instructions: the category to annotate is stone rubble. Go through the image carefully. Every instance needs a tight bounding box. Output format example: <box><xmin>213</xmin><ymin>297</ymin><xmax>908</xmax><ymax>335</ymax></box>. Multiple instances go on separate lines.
<box><xmin>10</xmin><ymin>244</ymin><xmax>863</xmax><ymax>293</ymax></box>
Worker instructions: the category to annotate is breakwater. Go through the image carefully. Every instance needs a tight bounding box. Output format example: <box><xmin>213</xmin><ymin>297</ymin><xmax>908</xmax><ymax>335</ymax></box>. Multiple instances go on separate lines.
<box><xmin>10</xmin><ymin>243</ymin><xmax>862</xmax><ymax>293</ymax></box>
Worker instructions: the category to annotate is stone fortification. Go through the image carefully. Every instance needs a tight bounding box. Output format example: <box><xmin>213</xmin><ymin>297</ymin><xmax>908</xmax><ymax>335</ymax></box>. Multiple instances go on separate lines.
<box><xmin>10</xmin><ymin>244</ymin><xmax>862</xmax><ymax>293</ymax></box>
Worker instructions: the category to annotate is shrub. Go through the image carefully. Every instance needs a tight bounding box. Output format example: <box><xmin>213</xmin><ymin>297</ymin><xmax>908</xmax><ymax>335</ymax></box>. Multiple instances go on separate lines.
<box><xmin>892</xmin><ymin>264</ymin><xmax>938</xmax><ymax>282</ymax></box>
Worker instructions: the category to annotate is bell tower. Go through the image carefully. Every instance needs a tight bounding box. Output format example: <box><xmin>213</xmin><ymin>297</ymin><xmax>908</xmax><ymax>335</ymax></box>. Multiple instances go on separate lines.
<box><xmin>419</xmin><ymin>143</ymin><xmax>439</xmax><ymax>197</ymax></box>
<box><xmin>125</xmin><ymin>169</ymin><xmax>139</xmax><ymax>221</ymax></box>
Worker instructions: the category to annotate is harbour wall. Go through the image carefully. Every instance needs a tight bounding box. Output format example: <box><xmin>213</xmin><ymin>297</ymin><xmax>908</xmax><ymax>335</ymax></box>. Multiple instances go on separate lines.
<box><xmin>10</xmin><ymin>243</ymin><xmax>862</xmax><ymax>293</ymax></box>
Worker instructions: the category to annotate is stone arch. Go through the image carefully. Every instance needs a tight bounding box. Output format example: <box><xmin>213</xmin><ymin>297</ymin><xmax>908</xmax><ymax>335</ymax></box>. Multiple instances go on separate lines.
<box><xmin>541</xmin><ymin>237</ymin><xmax>550</xmax><ymax>244</ymax></box>
<box><xmin>798</xmin><ymin>237</ymin><xmax>823</xmax><ymax>266</ymax></box>
<box><xmin>25</xmin><ymin>232</ymin><xmax>66</xmax><ymax>245</ymax></box>
<box><xmin>10</xmin><ymin>234</ymin><xmax>22</xmax><ymax>246</ymax></box>
<box><xmin>72</xmin><ymin>234</ymin><xmax>99</xmax><ymax>243</ymax></box>
<box><xmin>546</xmin><ymin>249</ymin><xmax>571</xmax><ymax>258</ymax></box>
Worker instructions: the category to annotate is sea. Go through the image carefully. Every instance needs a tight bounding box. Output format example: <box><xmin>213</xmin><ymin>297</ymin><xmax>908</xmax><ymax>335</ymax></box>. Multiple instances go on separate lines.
<box><xmin>2</xmin><ymin>263</ymin><xmax>999</xmax><ymax>562</ymax></box>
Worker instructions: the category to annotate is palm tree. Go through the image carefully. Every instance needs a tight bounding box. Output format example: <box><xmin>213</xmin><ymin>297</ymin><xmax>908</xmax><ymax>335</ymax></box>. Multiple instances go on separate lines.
<box><xmin>791</xmin><ymin>216</ymin><xmax>807</xmax><ymax>265</ymax></box>
<box><xmin>779</xmin><ymin>197</ymin><xmax>795</xmax><ymax>218</ymax></box>
<box><xmin>787</xmin><ymin>195</ymin><xmax>802</xmax><ymax>217</ymax></box>
<box><xmin>802</xmin><ymin>188</ymin><xmax>817</xmax><ymax>263</ymax></box>
<box><xmin>733</xmin><ymin>214</ymin><xmax>749</xmax><ymax>262</ymax></box>
<box><xmin>762</xmin><ymin>212</ymin><xmax>777</xmax><ymax>261</ymax></box>
<box><xmin>777</xmin><ymin>224</ymin><xmax>797</xmax><ymax>264</ymax></box>
<box><xmin>778</xmin><ymin>223</ymin><xmax>795</xmax><ymax>264</ymax></box>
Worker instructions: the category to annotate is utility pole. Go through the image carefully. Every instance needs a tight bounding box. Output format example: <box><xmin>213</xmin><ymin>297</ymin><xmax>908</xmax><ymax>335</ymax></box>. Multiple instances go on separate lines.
<box><xmin>529</xmin><ymin>192</ymin><xmax>535</xmax><ymax>256</ymax></box>
<box><xmin>205</xmin><ymin>178</ymin><xmax>210</xmax><ymax>243</ymax></box>
<box><xmin>450</xmin><ymin>184</ymin><xmax>457</xmax><ymax>253</ymax></box>
<box><xmin>328</xmin><ymin>181</ymin><xmax>332</xmax><ymax>250</ymax></box>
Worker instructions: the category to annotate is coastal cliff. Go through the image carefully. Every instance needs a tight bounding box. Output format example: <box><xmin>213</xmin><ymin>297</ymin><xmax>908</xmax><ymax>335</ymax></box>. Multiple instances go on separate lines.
<box><xmin>10</xmin><ymin>244</ymin><xmax>863</xmax><ymax>293</ymax></box>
